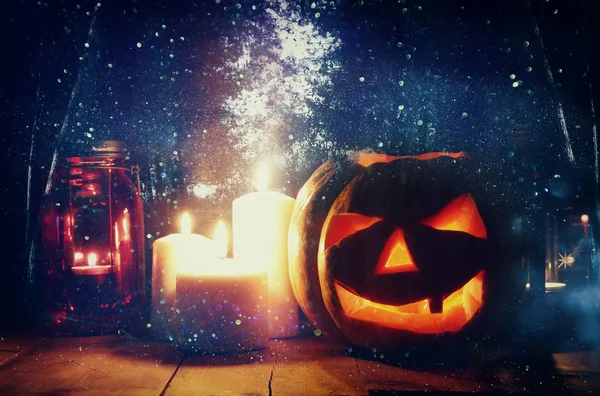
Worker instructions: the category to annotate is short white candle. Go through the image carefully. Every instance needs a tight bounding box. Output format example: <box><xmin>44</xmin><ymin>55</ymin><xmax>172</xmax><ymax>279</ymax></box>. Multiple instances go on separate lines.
<box><xmin>151</xmin><ymin>213</ymin><xmax>217</xmax><ymax>341</ymax></box>
<box><xmin>175</xmin><ymin>221</ymin><xmax>269</xmax><ymax>353</ymax></box>
<box><xmin>232</xmin><ymin>164</ymin><xmax>299</xmax><ymax>339</ymax></box>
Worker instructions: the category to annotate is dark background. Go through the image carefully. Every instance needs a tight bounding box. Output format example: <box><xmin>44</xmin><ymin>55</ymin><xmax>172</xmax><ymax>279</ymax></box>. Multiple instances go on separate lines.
<box><xmin>1</xmin><ymin>0</ymin><xmax>599</xmax><ymax>335</ymax></box>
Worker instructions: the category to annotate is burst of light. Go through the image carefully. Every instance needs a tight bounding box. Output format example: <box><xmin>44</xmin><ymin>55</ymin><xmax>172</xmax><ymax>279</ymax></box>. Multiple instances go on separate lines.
<box><xmin>74</xmin><ymin>252</ymin><xmax>84</xmax><ymax>261</ymax></box>
<box><xmin>581</xmin><ymin>214</ymin><xmax>589</xmax><ymax>223</ymax></box>
<box><xmin>557</xmin><ymin>252</ymin><xmax>575</xmax><ymax>269</ymax></box>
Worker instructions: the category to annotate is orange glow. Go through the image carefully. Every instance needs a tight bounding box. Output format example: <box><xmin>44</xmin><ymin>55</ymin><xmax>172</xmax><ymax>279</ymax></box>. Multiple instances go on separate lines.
<box><xmin>421</xmin><ymin>194</ymin><xmax>487</xmax><ymax>239</ymax></box>
<box><xmin>375</xmin><ymin>228</ymin><xmax>418</xmax><ymax>274</ymax></box>
<box><xmin>335</xmin><ymin>270</ymin><xmax>485</xmax><ymax>333</ymax></box>
<box><xmin>357</xmin><ymin>151</ymin><xmax>466</xmax><ymax>167</ymax></box>
<box><xmin>324</xmin><ymin>213</ymin><xmax>382</xmax><ymax>250</ymax></box>
<box><xmin>122</xmin><ymin>215</ymin><xmax>130</xmax><ymax>241</ymax></box>
<box><xmin>114</xmin><ymin>223</ymin><xmax>120</xmax><ymax>249</ymax></box>
<box><xmin>581</xmin><ymin>214</ymin><xmax>590</xmax><ymax>223</ymax></box>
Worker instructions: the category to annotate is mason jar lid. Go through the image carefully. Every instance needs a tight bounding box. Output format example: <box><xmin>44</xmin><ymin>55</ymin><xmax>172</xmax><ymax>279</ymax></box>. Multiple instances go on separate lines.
<box><xmin>90</xmin><ymin>140</ymin><xmax>128</xmax><ymax>157</ymax></box>
<box><xmin>64</xmin><ymin>140</ymin><xmax>129</xmax><ymax>167</ymax></box>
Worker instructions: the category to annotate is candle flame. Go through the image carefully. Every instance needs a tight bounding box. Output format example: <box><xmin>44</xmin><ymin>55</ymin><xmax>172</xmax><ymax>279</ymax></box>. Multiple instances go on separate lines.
<box><xmin>214</xmin><ymin>220</ymin><xmax>228</xmax><ymax>258</ymax></box>
<box><xmin>181</xmin><ymin>213</ymin><xmax>192</xmax><ymax>234</ymax></box>
<box><xmin>255</xmin><ymin>163</ymin><xmax>269</xmax><ymax>192</ymax></box>
<box><xmin>88</xmin><ymin>253</ymin><xmax>98</xmax><ymax>267</ymax></box>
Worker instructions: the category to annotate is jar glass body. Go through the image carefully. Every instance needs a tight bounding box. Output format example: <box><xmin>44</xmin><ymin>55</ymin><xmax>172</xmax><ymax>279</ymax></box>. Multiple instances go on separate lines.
<box><xmin>38</xmin><ymin>154</ymin><xmax>146</xmax><ymax>335</ymax></box>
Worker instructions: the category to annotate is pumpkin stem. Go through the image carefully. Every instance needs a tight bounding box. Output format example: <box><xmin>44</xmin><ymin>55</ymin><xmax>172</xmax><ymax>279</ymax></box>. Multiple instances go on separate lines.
<box><xmin>428</xmin><ymin>295</ymin><xmax>443</xmax><ymax>314</ymax></box>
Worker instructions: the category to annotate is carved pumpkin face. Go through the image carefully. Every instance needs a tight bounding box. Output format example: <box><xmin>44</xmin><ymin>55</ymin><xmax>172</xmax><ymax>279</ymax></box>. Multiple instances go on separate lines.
<box><xmin>316</xmin><ymin>152</ymin><xmax>496</xmax><ymax>346</ymax></box>
<box><xmin>324</xmin><ymin>193</ymin><xmax>487</xmax><ymax>334</ymax></box>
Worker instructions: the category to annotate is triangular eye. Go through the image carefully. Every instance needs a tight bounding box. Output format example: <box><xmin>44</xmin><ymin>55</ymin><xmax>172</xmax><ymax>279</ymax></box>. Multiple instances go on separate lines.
<box><xmin>324</xmin><ymin>213</ymin><xmax>382</xmax><ymax>250</ymax></box>
<box><xmin>420</xmin><ymin>194</ymin><xmax>487</xmax><ymax>239</ymax></box>
<box><xmin>375</xmin><ymin>228</ymin><xmax>418</xmax><ymax>275</ymax></box>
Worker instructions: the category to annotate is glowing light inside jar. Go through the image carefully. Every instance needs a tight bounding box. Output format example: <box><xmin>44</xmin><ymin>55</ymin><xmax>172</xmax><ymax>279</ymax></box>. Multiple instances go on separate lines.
<box><xmin>88</xmin><ymin>253</ymin><xmax>98</xmax><ymax>267</ymax></box>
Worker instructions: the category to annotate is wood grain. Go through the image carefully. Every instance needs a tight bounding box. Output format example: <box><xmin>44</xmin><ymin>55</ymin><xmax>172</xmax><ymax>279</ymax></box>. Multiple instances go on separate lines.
<box><xmin>356</xmin><ymin>359</ymin><xmax>486</xmax><ymax>393</ymax></box>
<box><xmin>0</xmin><ymin>336</ymin><xmax>46</xmax><ymax>367</ymax></box>
<box><xmin>269</xmin><ymin>337</ymin><xmax>367</xmax><ymax>396</ymax></box>
<box><xmin>0</xmin><ymin>334</ymin><xmax>598</xmax><ymax>395</ymax></box>
<box><xmin>164</xmin><ymin>347</ymin><xmax>275</xmax><ymax>396</ymax></box>
<box><xmin>0</xmin><ymin>336</ymin><xmax>182</xmax><ymax>395</ymax></box>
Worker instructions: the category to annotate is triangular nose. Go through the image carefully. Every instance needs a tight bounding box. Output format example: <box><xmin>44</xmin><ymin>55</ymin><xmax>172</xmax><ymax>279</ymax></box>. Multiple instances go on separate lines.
<box><xmin>375</xmin><ymin>228</ymin><xmax>418</xmax><ymax>275</ymax></box>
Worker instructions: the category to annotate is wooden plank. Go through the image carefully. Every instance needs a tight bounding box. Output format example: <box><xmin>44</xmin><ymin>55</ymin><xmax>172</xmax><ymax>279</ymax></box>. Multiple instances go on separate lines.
<box><xmin>553</xmin><ymin>351</ymin><xmax>600</xmax><ymax>375</ymax></box>
<box><xmin>553</xmin><ymin>351</ymin><xmax>600</xmax><ymax>395</ymax></box>
<box><xmin>0</xmin><ymin>336</ymin><xmax>46</xmax><ymax>367</ymax></box>
<box><xmin>269</xmin><ymin>337</ymin><xmax>367</xmax><ymax>396</ymax></box>
<box><xmin>165</xmin><ymin>348</ymin><xmax>275</xmax><ymax>395</ymax></box>
<box><xmin>0</xmin><ymin>335</ymin><xmax>182</xmax><ymax>396</ymax></box>
<box><xmin>357</xmin><ymin>360</ymin><xmax>487</xmax><ymax>393</ymax></box>
<box><xmin>0</xmin><ymin>336</ymin><xmax>46</xmax><ymax>352</ymax></box>
<box><xmin>167</xmin><ymin>335</ymin><xmax>366</xmax><ymax>396</ymax></box>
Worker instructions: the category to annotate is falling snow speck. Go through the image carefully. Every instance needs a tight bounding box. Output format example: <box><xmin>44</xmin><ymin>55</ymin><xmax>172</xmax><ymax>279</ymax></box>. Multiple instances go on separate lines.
<box><xmin>512</xmin><ymin>81</ymin><xmax>519</xmax><ymax>88</ymax></box>
<box><xmin>235</xmin><ymin>319</ymin><xmax>242</xmax><ymax>325</ymax></box>
<box><xmin>398</xmin><ymin>80</ymin><xmax>404</xmax><ymax>87</ymax></box>
<box><xmin>137</xmin><ymin>42</ymin><xmax>142</xmax><ymax>48</ymax></box>
<box><xmin>509</xmin><ymin>74</ymin><xmax>516</xmax><ymax>80</ymax></box>
<box><xmin>314</xmin><ymin>329</ymin><xmax>322</xmax><ymax>336</ymax></box>
<box><xmin>84</xmin><ymin>42</ymin><xmax>89</xmax><ymax>48</ymax></box>
<box><xmin>526</xmin><ymin>67</ymin><xmax>532</xmax><ymax>72</ymax></box>
<box><xmin>108</xmin><ymin>63</ymin><xmax>113</xmax><ymax>68</ymax></box>
<box><xmin>398</xmin><ymin>104</ymin><xmax>404</xmax><ymax>110</ymax></box>
<box><xmin>462</xmin><ymin>112</ymin><xmax>468</xmax><ymax>118</ymax></box>
<box><xmin>359</xmin><ymin>77</ymin><xmax>365</xmax><ymax>82</ymax></box>
<box><xmin>417</xmin><ymin>120</ymin><xmax>423</xmax><ymax>126</ymax></box>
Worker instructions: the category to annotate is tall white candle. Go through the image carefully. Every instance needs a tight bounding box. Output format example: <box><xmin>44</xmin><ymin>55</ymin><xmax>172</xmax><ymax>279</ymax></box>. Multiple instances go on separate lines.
<box><xmin>232</xmin><ymin>164</ymin><xmax>299</xmax><ymax>339</ymax></box>
<box><xmin>151</xmin><ymin>213</ymin><xmax>217</xmax><ymax>341</ymax></box>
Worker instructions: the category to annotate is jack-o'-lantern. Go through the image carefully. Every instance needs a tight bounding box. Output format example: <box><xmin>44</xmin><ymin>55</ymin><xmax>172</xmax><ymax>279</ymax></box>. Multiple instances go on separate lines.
<box><xmin>289</xmin><ymin>151</ymin><xmax>515</xmax><ymax>349</ymax></box>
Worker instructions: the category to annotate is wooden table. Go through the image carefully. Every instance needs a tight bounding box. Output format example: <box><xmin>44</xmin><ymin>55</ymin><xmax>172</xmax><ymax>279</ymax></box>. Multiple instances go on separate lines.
<box><xmin>1</xmin><ymin>332</ymin><xmax>599</xmax><ymax>395</ymax></box>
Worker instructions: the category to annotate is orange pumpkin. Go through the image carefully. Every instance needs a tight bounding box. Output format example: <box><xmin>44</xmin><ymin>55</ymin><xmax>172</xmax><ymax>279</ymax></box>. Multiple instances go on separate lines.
<box><xmin>290</xmin><ymin>152</ymin><xmax>510</xmax><ymax>349</ymax></box>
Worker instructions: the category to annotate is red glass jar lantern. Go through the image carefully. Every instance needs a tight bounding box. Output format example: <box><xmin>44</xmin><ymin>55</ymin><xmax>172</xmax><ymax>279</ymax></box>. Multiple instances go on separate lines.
<box><xmin>38</xmin><ymin>141</ymin><xmax>146</xmax><ymax>335</ymax></box>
